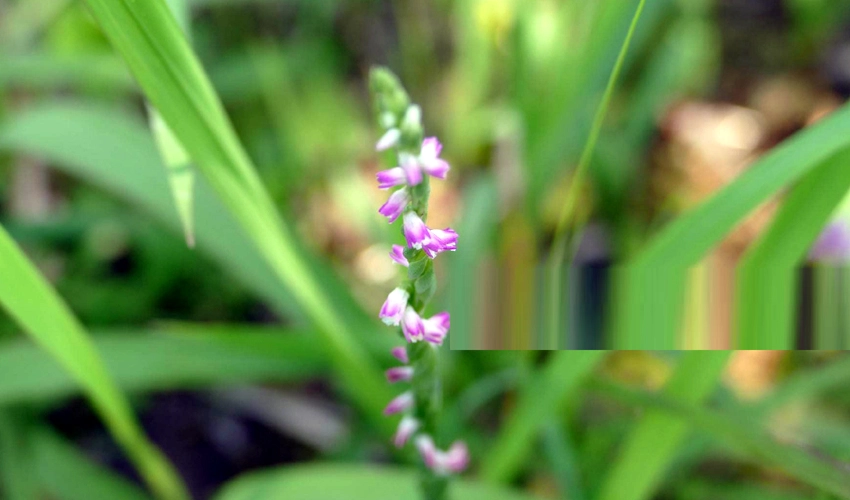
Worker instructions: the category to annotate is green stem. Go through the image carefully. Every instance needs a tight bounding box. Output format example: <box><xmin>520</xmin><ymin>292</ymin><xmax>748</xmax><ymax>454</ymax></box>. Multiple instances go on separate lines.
<box><xmin>544</xmin><ymin>0</ymin><xmax>648</xmax><ymax>349</ymax></box>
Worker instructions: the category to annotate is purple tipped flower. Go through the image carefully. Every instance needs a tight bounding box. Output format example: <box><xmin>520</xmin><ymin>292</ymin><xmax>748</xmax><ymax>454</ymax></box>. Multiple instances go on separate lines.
<box><xmin>391</xmin><ymin>346</ymin><xmax>409</xmax><ymax>364</ymax></box>
<box><xmin>401</xmin><ymin>307</ymin><xmax>424</xmax><ymax>343</ymax></box>
<box><xmin>394</xmin><ymin>416</ymin><xmax>420</xmax><ymax>448</ymax></box>
<box><xmin>422</xmin><ymin>312</ymin><xmax>450</xmax><ymax>345</ymax></box>
<box><xmin>403</xmin><ymin>212</ymin><xmax>431</xmax><ymax>249</ymax></box>
<box><xmin>380</xmin><ymin>288</ymin><xmax>409</xmax><ymax>326</ymax></box>
<box><xmin>384</xmin><ymin>391</ymin><xmax>414</xmax><ymax>415</ymax></box>
<box><xmin>378</xmin><ymin>189</ymin><xmax>409</xmax><ymax>223</ymax></box>
<box><xmin>415</xmin><ymin>435</ymin><xmax>439</xmax><ymax>469</ymax></box>
<box><xmin>424</xmin><ymin>228</ymin><xmax>458</xmax><ymax>258</ymax></box>
<box><xmin>376</xmin><ymin>128</ymin><xmax>401</xmax><ymax>151</ymax></box>
<box><xmin>386</xmin><ymin>366</ymin><xmax>414</xmax><ymax>383</ymax></box>
<box><xmin>419</xmin><ymin>137</ymin><xmax>450</xmax><ymax>179</ymax></box>
<box><xmin>377</xmin><ymin>167</ymin><xmax>407</xmax><ymax>190</ymax></box>
<box><xmin>389</xmin><ymin>244</ymin><xmax>409</xmax><ymax>267</ymax></box>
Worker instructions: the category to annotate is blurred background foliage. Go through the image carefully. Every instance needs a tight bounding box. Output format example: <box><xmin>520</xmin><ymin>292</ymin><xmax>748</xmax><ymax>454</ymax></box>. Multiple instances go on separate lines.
<box><xmin>2</xmin><ymin>0</ymin><xmax>850</xmax><ymax>499</ymax></box>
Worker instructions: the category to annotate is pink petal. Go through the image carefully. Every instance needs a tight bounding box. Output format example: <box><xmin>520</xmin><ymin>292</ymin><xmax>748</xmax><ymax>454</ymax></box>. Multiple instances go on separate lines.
<box><xmin>384</xmin><ymin>391</ymin><xmax>414</xmax><ymax>415</ymax></box>
<box><xmin>391</xmin><ymin>346</ymin><xmax>409</xmax><ymax>364</ymax></box>
<box><xmin>386</xmin><ymin>366</ymin><xmax>414</xmax><ymax>383</ymax></box>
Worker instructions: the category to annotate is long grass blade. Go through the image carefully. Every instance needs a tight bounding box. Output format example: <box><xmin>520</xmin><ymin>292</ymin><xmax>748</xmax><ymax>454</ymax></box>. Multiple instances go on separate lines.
<box><xmin>0</xmin><ymin>326</ymin><xmax>330</xmax><ymax>405</ymax></box>
<box><xmin>77</xmin><ymin>0</ymin><xmax>393</xmax><ymax>430</ymax></box>
<box><xmin>0</xmin><ymin>226</ymin><xmax>187</xmax><ymax>499</ymax></box>
<box><xmin>613</xmin><ymin>103</ymin><xmax>850</xmax><ymax>348</ymax></box>
<box><xmin>737</xmin><ymin>148</ymin><xmax>850</xmax><ymax>348</ymax></box>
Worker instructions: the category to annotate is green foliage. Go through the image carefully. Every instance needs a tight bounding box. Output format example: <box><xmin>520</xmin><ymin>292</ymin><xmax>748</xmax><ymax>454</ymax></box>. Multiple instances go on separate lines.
<box><xmin>214</xmin><ymin>465</ymin><xmax>545</xmax><ymax>500</ymax></box>
<box><xmin>0</xmin><ymin>225</ymin><xmax>186</xmax><ymax>499</ymax></box>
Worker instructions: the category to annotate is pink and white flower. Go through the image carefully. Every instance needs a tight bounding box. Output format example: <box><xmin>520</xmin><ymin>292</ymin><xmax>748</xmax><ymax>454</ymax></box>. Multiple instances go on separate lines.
<box><xmin>415</xmin><ymin>436</ymin><xmax>469</xmax><ymax>475</ymax></box>
<box><xmin>379</xmin><ymin>288</ymin><xmax>409</xmax><ymax>325</ymax></box>
<box><xmin>403</xmin><ymin>212</ymin><xmax>431</xmax><ymax>249</ymax></box>
<box><xmin>394</xmin><ymin>416</ymin><xmax>420</xmax><ymax>448</ymax></box>
<box><xmin>422</xmin><ymin>312</ymin><xmax>450</xmax><ymax>345</ymax></box>
<box><xmin>384</xmin><ymin>391</ymin><xmax>414</xmax><ymax>415</ymax></box>
<box><xmin>399</xmin><ymin>153</ymin><xmax>423</xmax><ymax>186</ymax></box>
<box><xmin>401</xmin><ymin>307</ymin><xmax>424</xmax><ymax>343</ymax></box>
<box><xmin>419</xmin><ymin>137</ymin><xmax>450</xmax><ymax>179</ymax></box>
<box><xmin>389</xmin><ymin>244</ymin><xmax>409</xmax><ymax>267</ymax></box>
<box><xmin>378</xmin><ymin>189</ymin><xmax>409</xmax><ymax>223</ymax></box>
<box><xmin>424</xmin><ymin>228</ymin><xmax>458</xmax><ymax>258</ymax></box>
<box><xmin>386</xmin><ymin>366</ymin><xmax>414</xmax><ymax>383</ymax></box>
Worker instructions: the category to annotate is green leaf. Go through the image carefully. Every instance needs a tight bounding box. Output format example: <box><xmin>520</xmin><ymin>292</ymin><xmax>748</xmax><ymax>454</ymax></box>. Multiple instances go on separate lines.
<box><xmin>592</xmin><ymin>378</ymin><xmax>850</xmax><ymax>499</ymax></box>
<box><xmin>596</xmin><ymin>351</ymin><xmax>731</xmax><ymax>500</ymax></box>
<box><xmin>149</xmin><ymin>0</ymin><xmax>195</xmax><ymax>248</ymax></box>
<box><xmin>77</xmin><ymin>0</ymin><xmax>393</xmax><ymax>430</ymax></box>
<box><xmin>0</xmin><ymin>326</ymin><xmax>328</xmax><ymax>405</ymax></box>
<box><xmin>613</xmin><ymin>102</ymin><xmax>850</xmax><ymax>348</ymax></box>
<box><xmin>480</xmin><ymin>351</ymin><xmax>605</xmax><ymax>483</ymax></box>
<box><xmin>0</xmin><ymin>226</ymin><xmax>186</xmax><ymax>499</ymax></box>
<box><xmin>31</xmin><ymin>428</ymin><xmax>151</xmax><ymax>500</ymax></box>
<box><xmin>737</xmin><ymin>148</ymin><xmax>850</xmax><ymax>348</ymax></box>
<box><xmin>214</xmin><ymin>465</ymin><xmax>545</xmax><ymax>500</ymax></box>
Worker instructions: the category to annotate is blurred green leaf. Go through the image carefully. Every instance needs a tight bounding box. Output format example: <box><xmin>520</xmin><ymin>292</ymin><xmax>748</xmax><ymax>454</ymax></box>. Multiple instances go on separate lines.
<box><xmin>597</xmin><ymin>351</ymin><xmax>731</xmax><ymax>500</ymax></box>
<box><xmin>0</xmin><ymin>226</ymin><xmax>186</xmax><ymax>499</ymax></box>
<box><xmin>0</xmin><ymin>326</ymin><xmax>327</xmax><ymax>405</ymax></box>
<box><xmin>31</xmin><ymin>428</ymin><xmax>151</xmax><ymax>500</ymax></box>
<box><xmin>78</xmin><ymin>0</ymin><xmax>393</xmax><ymax>430</ymax></box>
<box><xmin>593</xmin><ymin>377</ymin><xmax>850</xmax><ymax>499</ymax></box>
<box><xmin>0</xmin><ymin>101</ymin><xmax>380</xmax><ymax>340</ymax></box>
<box><xmin>481</xmin><ymin>351</ymin><xmax>605</xmax><ymax>483</ymax></box>
<box><xmin>214</xmin><ymin>464</ymin><xmax>545</xmax><ymax>500</ymax></box>
<box><xmin>613</xmin><ymin>102</ymin><xmax>850</xmax><ymax>348</ymax></box>
<box><xmin>737</xmin><ymin>148</ymin><xmax>850</xmax><ymax>348</ymax></box>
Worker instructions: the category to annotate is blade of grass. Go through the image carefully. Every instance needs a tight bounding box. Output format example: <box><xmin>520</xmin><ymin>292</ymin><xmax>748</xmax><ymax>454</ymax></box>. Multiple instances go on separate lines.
<box><xmin>613</xmin><ymin>102</ymin><xmax>850</xmax><ymax>349</ymax></box>
<box><xmin>77</xmin><ymin>0</ymin><xmax>393</xmax><ymax>430</ymax></box>
<box><xmin>0</xmin><ymin>226</ymin><xmax>186</xmax><ymax>499</ymax></box>
<box><xmin>545</xmin><ymin>0</ymin><xmax>647</xmax><ymax>349</ymax></box>
<box><xmin>31</xmin><ymin>428</ymin><xmax>151</xmax><ymax>500</ymax></box>
<box><xmin>591</xmin><ymin>377</ymin><xmax>850</xmax><ymax>499</ymax></box>
<box><xmin>737</xmin><ymin>148</ymin><xmax>850</xmax><ymax>349</ymax></box>
<box><xmin>480</xmin><ymin>351</ymin><xmax>605</xmax><ymax>483</ymax></box>
<box><xmin>149</xmin><ymin>0</ymin><xmax>195</xmax><ymax>247</ymax></box>
<box><xmin>596</xmin><ymin>351</ymin><xmax>731</xmax><ymax>500</ymax></box>
<box><xmin>0</xmin><ymin>326</ymin><xmax>330</xmax><ymax>405</ymax></box>
<box><xmin>541</xmin><ymin>423</ymin><xmax>588</xmax><ymax>500</ymax></box>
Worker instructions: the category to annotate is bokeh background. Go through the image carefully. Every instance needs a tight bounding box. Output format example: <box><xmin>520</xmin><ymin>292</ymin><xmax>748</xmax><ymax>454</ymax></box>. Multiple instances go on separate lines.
<box><xmin>3</xmin><ymin>0</ymin><xmax>850</xmax><ymax>499</ymax></box>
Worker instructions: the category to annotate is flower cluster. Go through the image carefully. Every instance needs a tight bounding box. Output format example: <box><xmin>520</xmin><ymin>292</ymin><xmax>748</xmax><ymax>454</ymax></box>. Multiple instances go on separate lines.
<box><xmin>370</xmin><ymin>68</ymin><xmax>468</xmax><ymax>483</ymax></box>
